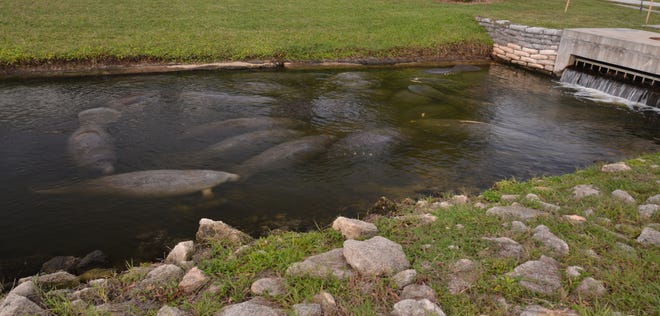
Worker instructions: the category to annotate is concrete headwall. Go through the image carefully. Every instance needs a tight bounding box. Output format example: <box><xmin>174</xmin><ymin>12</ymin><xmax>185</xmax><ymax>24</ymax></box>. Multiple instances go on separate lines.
<box><xmin>476</xmin><ymin>17</ymin><xmax>562</xmax><ymax>75</ymax></box>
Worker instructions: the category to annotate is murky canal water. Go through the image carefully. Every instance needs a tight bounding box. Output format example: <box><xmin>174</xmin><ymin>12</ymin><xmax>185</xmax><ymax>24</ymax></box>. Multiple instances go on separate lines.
<box><xmin>1</xmin><ymin>64</ymin><xmax>658</xmax><ymax>280</ymax></box>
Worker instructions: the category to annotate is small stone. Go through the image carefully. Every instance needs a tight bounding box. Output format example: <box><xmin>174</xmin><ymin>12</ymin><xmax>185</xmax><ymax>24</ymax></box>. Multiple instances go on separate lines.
<box><xmin>331</xmin><ymin>216</ymin><xmax>378</xmax><ymax>239</ymax></box>
<box><xmin>573</xmin><ymin>185</ymin><xmax>600</xmax><ymax>199</ymax></box>
<box><xmin>436</xmin><ymin>201</ymin><xmax>452</xmax><ymax>209</ymax></box>
<box><xmin>637</xmin><ymin>227</ymin><xmax>660</xmax><ymax>246</ymax></box>
<box><xmin>416</xmin><ymin>200</ymin><xmax>430</xmax><ymax>209</ymax></box>
<box><xmin>520</xmin><ymin>305</ymin><xmax>578</xmax><ymax>316</ymax></box>
<box><xmin>511</xmin><ymin>221</ymin><xmax>527</xmax><ymax>232</ymax></box>
<box><xmin>157</xmin><ymin>305</ymin><xmax>188</xmax><ymax>316</ymax></box>
<box><xmin>178</xmin><ymin>267</ymin><xmax>209</xmax><ymax>295</ymax></box>
<box><xmin>532</xmin><ymin>225</ymin><xmax>569</xmax><ymax>256</ymax></box>
<box><xmin>447</xmin><ymin>259</ymin><xmax>480</xmax><ymax>294</ymax></box>
<box><xmin>0</xmin><ymin>293</ymin><xmax>48</xmax><ymax>316</ymax></box>
<box><xmin>165</xmin><ymin>241</ymin><xmax>195</xmax><ymax>266</ymax></box>
<box><xmin>215</xmin><ymin>301</ymin><xmax>285</xmax><ymax>316</ymax></box>
<box><xmin>401</xmin><ymin>284</ymin><xmax>436</xmax><ymax>301</ymax></box>
<box><xmin>615</xmin><ymin>242</ymin><xmax>637</xmax><ymax>256</ymax></box>
<box><xmin>583</xmin><ymin>209</ymin><xmax>595</xmax><ymax>217</ymax></box>
<box><xmin>196</xmin><ymin>218</ymin><xmax>253</xmax><ymax>246</ymax></box>
<box><xmin>501</xmin><ymin>194</ymin><xmax>520</xmax><ymax>202</ymax></box>
<box><xmin>565</xmin><ymin>266</ymin><xmax>583</xmax><ymax>278</ymax></box>
<box><xmin>392</xmin><ymin>269</ymin><xmax>417</xmax><ymax>289</ymax></box>
<box><xmin>612</xmin><ymin>190</ymin><xmax>636</xmax><ymax>204</ymax></box>
<box><xmin>250</xmin><ymin>277</ymin><xmax>286</xmax><ymax>296</ymax></box>
<box><xmin>391</xmin><ymin>299</ymin><xmax>446</xmax><ymax>316</ymax></box>
<box><xmin>455</xmin><ymin>224</ymin><xmax>464</xmax><ymax>230</ymax></box>
<box><xmin>451</xmin><ymin>195</ymin><xmax>468</xmax><ymax>205</ymax></box>
<box><xmin>586</xmin><ymin>249</ymin><xmax>600</xmax><ymax>259</ymax></box>
<box><xmin>41</xmin><ymin>256</ymin><xmax>80</xmax><ymax>274</ymax></box>
<box><xmin>563</xmin><ymin>215</ymin><xmax>586</xmax><ymax>223</ymax></box>
<box><xmin>525</xmin><ymin>193</ymin><xmax>539</xmax><ymax>201</ymax></box>
<box><xmin>33</xmin><ymin>271</ymin><xmax>79</xmax><ymax>290</ymax></box>
<box><xmin>481</xmin><ymin>237</ymin><xmax>523</xmax><ymax>259</ymax></box>
<box><xmin>141</xmin><ymin>264</ymin><xmax>184</xmax><ymax>288</ymax></box>
<box><xmin>474</xmin><ymin>202</ymin><xmax>487</xmax><ymax>209</ymax></box>
<box><xmin>486</xmin><ymin>205</ymin><xmax>544</xmax><ymax>221</ymax></box>
<box><xmin>646</xmin><ymin>194</ymin><xmax>660</xmax><ymax>204</ymax></box>
<box><xmin>538</xmin><ymin>201</ymin><xmax>561</xmax><ymax>212</ymax></box>
<box><xmin>601</xmin><ymin>162</ymin><xmax>631</xmax><ymax>172</ymax></box>
<box><xmin>508</xmin><ymin>256</ymin><xmax>561</xmax><ymax>295</ymax></box>
<box><xmin>292</xmin><ymin>303</ymin><xmax>322</xmax><ymax>316</ymax></box>
<box><xmin>638</xmin><ymin>204</ymin><xmax>659</xmax><ymax>219</ymax></box>
<box><xmin>343</xmin><ymin>236</ymin><xmax>410</xmax><ymax>276</ymax></box>
<box><xmin>312</xmin><ymin>291</ymin><xmax>336</xmax><ymax>315</ymax></box>
<box><xmin>573</xmin><ymin>277</ymin><xmax>606</xmax><ymax>299</ymax></box>
<box><xmin>448</xmin><ymin>245</ymin><xmax>460</xmax><ymax>250</ymax></box>
<box><xmin>286</xmin><ymin>248</ymin><xmax>353</xmax><ymax>279</ymax></box>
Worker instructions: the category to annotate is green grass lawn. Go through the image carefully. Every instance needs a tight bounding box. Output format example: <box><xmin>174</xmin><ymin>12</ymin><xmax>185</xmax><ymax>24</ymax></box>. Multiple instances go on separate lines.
<box><xmin>0</xmin><ymin>0</ymin><xmax>658</xmax><ymax>66</ymax></box>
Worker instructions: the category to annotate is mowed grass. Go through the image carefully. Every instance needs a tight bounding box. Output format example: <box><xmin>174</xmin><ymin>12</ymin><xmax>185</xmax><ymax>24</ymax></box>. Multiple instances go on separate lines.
<box><xmin>0</xmin><ymin>0</ymin><xmax>658</xmax><ymax>66</ymax></box>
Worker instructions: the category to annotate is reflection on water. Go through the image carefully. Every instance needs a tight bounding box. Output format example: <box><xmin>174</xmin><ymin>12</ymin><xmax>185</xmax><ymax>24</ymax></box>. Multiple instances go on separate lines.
<box><xmin>1</xmin><ymin>64</ymin><xmax>658</xmax><ymax>281</ymax></box>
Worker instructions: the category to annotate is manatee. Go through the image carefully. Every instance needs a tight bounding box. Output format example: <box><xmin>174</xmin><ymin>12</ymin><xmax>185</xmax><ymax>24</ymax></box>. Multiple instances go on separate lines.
<box><xmin>407</xmin><ymin>84</ymin><xmax>448</xmax><ymax>100</ymax></box>
<box><xmin>106</xmin><ymin>93</ymin><xmax>154</xmax><ymax>110</ymax></box>
<box><xmin>329</xmin><ymin>128</ymin><xmax>404</xmax><ymax>158</ymax></box>
<box><xmin>425</xmin><ymin>64</ymin><xmax>481</xmax><ymax>75</ymax></box>
<box><xmin>35</xmin><ymin>170</ymin><xmax>239</xmax><ymax>198</ymax></box>
<box><xmin>68</xmin><ymin>125</ymin><xmax>116</xmax><ymax>174</ymax></box>
<box><xmin>180</xmin><ymin>117</ymin><xmax>306</xmax><ymax>140</ymax></box>
<box><xmin>77</xmin><ymin>107</ymin><xmax>121</xmax><ymax>126</ymax></box>
<box><xmin>234</xmin><ymin>135</ymin><xmax>336</xmax><ymax>179</ymax></box>
<box><xmin>196</xmin><ymin>129</ymin><xmax>305</xmax><ymax>161</ymax></box>
<box><xmin>179</xmin><ymin>91</ymin><xmax>276</xmax><ymax>105</ymax></box>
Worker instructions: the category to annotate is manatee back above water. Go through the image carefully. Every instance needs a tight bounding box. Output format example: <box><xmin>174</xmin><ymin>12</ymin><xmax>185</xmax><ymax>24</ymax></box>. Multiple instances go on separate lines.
<box><xmin>180</xmin><ymin>117</ymin><xmax>307</xmax><ymax>140</ymax></box>
<box><xmin>77</xmin><ymin>107</ymin><xmax>122</xmax><ymax>126</ymax></box>
<box><xmin>329</xmin><ymin>127</ymin><xmax>405</xmax><ymax>158</ymax></box>
<box><xmin>235</xmin><ymin>134</ymin><xmax>337</xmax><ymax>178</ymax></box>
<box><xmin>68</xmin><ymin>125</ymin><xmax>116</xmax><ymax>174</ymax></box>
<box><xmin>198</xmin><ymin>129</ymin><xmax>305</xmax><ymax>160</ymax></box>
<box><xmin>36</xmin><ymin>170</ymin><xmax>239</xmax><ymax>198</ymax></box>
<box><xmin>425</xmin><ymin>64</ymin><xmax>481</xmax><ymax>75</ymax></box>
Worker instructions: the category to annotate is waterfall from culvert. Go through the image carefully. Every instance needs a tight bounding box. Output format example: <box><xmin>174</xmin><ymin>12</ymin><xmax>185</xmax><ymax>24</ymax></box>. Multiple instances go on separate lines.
<box><xmin>560</xmin><ymin>68</ymin><xmax>658</xmax><ymax>108</ymax></box>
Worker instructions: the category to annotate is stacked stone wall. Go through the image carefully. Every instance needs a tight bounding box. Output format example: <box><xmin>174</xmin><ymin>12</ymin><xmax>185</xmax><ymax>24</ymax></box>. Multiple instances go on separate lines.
<box><xmin>476</xmin><ymin>17</ymin><xmax>562</xmax><ymax>75</ymax></box>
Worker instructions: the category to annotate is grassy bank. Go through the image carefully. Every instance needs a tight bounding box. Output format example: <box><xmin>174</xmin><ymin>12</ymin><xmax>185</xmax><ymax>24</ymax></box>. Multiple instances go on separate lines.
<box><xmin>28</xmin><ymin>153</ymin><xmax>659</xmax><ymax>315</ymax></box>
<box><xmin>0</xmin><ymin>0</ymin><xmax>658</xmax><ymax>67</ymax></box>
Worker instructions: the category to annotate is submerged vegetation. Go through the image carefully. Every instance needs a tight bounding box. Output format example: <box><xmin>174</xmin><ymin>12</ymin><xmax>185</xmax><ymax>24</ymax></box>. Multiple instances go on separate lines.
<box><xmin>0</xmin><ymin>0</ymin><xmax>658</xmax><ymax>67</ymax></box>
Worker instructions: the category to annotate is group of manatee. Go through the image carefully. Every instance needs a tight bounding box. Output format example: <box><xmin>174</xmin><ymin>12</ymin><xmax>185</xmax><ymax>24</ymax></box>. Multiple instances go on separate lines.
<box><xmin>41</xmin><ymin>65</ymin><xmax>492</xmax><ymax>199</ymax></box>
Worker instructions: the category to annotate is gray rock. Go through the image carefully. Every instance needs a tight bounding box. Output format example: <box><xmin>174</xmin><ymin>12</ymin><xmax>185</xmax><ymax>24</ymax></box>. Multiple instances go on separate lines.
<box><xmin>474</xmin><ymin>202</ymin><xmax>488</xmax><ymax>209</ymax></box>
<box><xmin>343</xmin><ymin>236</ymin><xmax>410</xmax><ymax>276</ymax></box>
<box><xmin>41</xmin><ymin>256</ymin><xmax>79</xmax><ymax>274</ymax></box>
<box><xmin>178</xmin><ymin>267</ymin><xmax>208</xmax><ymax>294</ymax></box>
<box><xmin>312</xmin><ymin>292</ymin><xmax>336</xmax><ymax>315</ymax></box>
<box><xmin>508</xmin><ymin>256</ymin><xmax>561</xmax><ymax>295</ymax></box>
<box><xmin>215</xmin><ymin>301</ymin><xmax>285</xmax><ymax>316</ymax></box>
<box><xmin>292</xmin><ymin>303</ymin><xmax>322</xmax><ymax>316</ymax></box>
<box><xmin>447</xmin><ymin>259</ymin><xmax>480</xmax><ymax>294</ymax></box>
<box><xmin>612</xmin><ymin>190</ymin><xmax>636</xmax><ymax>204</ymax></box>
<box><xmin>637</xmin><ymin>227</ymin><xmax>660</xmax><ymax>246</ymax></box>
<box><xmin>141</xmin><ymin>264</ymin><xmax>184</xmax><ymax>288</ymax></box>
<box><xmin>572</xmin><ymin>185</ymin><xmax>600</xmax><ymax>199</ymax></box>
<box><xmin>331</xmin><ymin>216</ymin><xmax>378</xmax><ymax>239</ymax></box>
<box><xmin>392</xmin><ymin>269</ymin><xmax>417</xmax><ymax>289</ymax></box>
<box><xmin>562</xmin><ymin>215</ymin><xmax>586</xmax><ymax>223</ymax></box>
<box><xmin>538</xmin><ymin>201</ymin><xmax>561</xmax><ymax>212</ymax></box>
<box><xmin>520</xmin><ymin>304</ymin><xmax>578</xmax><ymax>316</ymax></box>
<box><xmin>486</xmin><ymin>205</ymin><xmax>544</xmax><ymax>221</ymax></box>
<box><xmin>95</xmin><ymin>299</ymin><xmax>158</xmax><ymax>315</ymax></box>
<box><xmin>573</xmin><ymin>277</ymin><xmax>606</xmax><ymax>299</ymax></box>
<box><xmin>165</xmin><ymin>241</ymin><xmax>195</xmax><ymax>266</ymax></box>
<box><xmin>451</xmin><ymin>195</ymin><xmax>469</xmax><ymax>205</ymax></box>
<box><xmin>251</xmin><ymin>277</ymin><xmax>286</xmax><ymax>296</ymax></box>
<box><xmin>0</xmin><ymin>293</ymin><xmax>47</xmax><ymax>316</ymax></box>
<box><xmin>638</xmin><ymin>204</ymin><xmax>659</xmax><ymax>219</ymax></box>
<box><xmin>565</xmin><ymin>266</ymin><xmax>583</xmax><ymax>278</ymax></box>
<box><xmin>525</xmin><ymin>193</ymin><xmax>540</xmax><ymax>201</ymax></box>
<box><xmin>500</xmin><ymin>194</ymin><xmax>520</xmax><ymax>202</ymax></box>
<box><xmin>583</xmin><ymin>209</ymin><xmax>595</xmax><ymax>217</ymax></box>
<box><xmin>401</xmin><ymin>284</ymin><xmax>436</xmax><ymax>301</ymax></box>
<box><xmin>7</xmin><ymin>280</ymin><xmax>39</xmax><ymax>302</ymax></box>
<box><xmin>647</xmin><ymin>194</ymin><xmax>660</xmax><ymax>204</ymax></box>
<box><xmin>511</xmin><ymin>221</ymin><xmax>528</xmax><ymax>232</ymax></box>
<box><xmin>76</xmin><ymin>250</ymin><xmax>109</xmax><ymax>273</ymax></box>
<box><xmin>34</xmin><ymin>271</ymin><xmax>80</xmax><ymax>290</ymax></box>
<box><xmin>616</xmin><ymin>242</ymin><xmax>637</xmax><ymax>256</ymax></box>
<box><xmin>395</xmin><ymin>213</ymin><xmax>438</xmax><ymax>225</ymax></box>
<box><xmin>482</xmin><ymin>237</ymin><xmax>523</xmax><ymax>259</ymax></box>
<box><xmin>532</xmin><ymin>225</ymin><xmax>569</xmax><ymax>256</ymax></box>
<box><xmin>601</xmin><ymin>162</ymin><xmax>631</xmax><ymax>172</ymax></box>
<box><xmin>286</xmin><ymin>248</ymin><xmax>354</xmax><ymax>279</ymax></box>
<box><xmin>157</xmin><ymin>305</ymin><xmax>188</xmax><ymax>316</ymax></box>
<box><xmin>196</xmin><ymin>218</ymin><xmax>253</xmax><ymax>246</ymax></box>
<box><xmin>391</xmin><ymin>299</ymin><xmax>446</xmax><ymax>316</ymax></box>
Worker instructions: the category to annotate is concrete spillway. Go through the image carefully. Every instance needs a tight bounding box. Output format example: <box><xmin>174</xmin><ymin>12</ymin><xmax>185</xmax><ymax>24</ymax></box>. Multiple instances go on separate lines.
<box><xmin>555</xmin><ymin>28</ymin><xmax>660</xmax><ymax>78</ymax></box>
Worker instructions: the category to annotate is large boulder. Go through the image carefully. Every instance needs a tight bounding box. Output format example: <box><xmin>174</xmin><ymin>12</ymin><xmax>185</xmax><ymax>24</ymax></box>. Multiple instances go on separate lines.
<box><xmin>215</xmin><ymin>301</ymin><xmax>285</xmax><ymax>316</ymax></box>
<box><xmin>637</xmin><ymin>227</ymin><xmax>660</xmax><ymax>247</ymax></box>
<box><xmin>343</xmin><ymin>236</ymin><xmax>410</xmax><ymax>276</ymax></box>
<box><xmin>508</xmin><ymin>256</ymin><xmax>561</xmax><ymax>295</ymax></box>
<box><xmin>519</xmin><ymin>304</ymin><xmax>578</xmax><ymax>316</ymax></box>
<box><xmin>601</xmin><ymin>162</ymin><xmax>631</xmax><ymax>172</ymax></box>
<box><xmin>165</xmin><ymin>241</ymin><xmax>195</xmax><ymax>266</ymax></box>
<box><xmin>0</xmin><ymin>293</ymin><xmax>48</xmax><ymax>316</ymax></box>
<box><xmin>401</xmin><ymin>284</ymin><xmax>436</xmax><ymax>301</ymax></box>
<box><xmin>178</xmin><ymin>267</ymin><xmax>209</xmax><ymax>295</ymax></box>
<box><xmin>140</xmin><ymin>264</ymin><xmax>184</xmax><ymax>288</ymax></box>
<box><xmin>34</xmin><ymin>271</ymin><xmax>80</xmax><ymax>290</ymax></box>
<box><xmin>286</xmin><ymin>248</ymin><xmax>354</xmax><ymax>279</ymax></box>
<box><xmin>638</xmin><ymin>204</ymin><xmax>658</xmax><ymax>220</ymax></box>
<box><xmin>292</xmin><ymin>303</ymin><xmax>322</xmax><ymax>316</ymax></box>
<box><xmin>532</xmin><ymin>225</ymin><xmax>569</xmax><ymax>256</ymax></box>
<box><xmin>196</xmin><ymin>218</ymin><xmax>253</xmax><ymax>246</ymax></box>
<box><xmin>481</xmin><ymin>237</ymin><xmax>524</xmax><ymax>259</ymax></box>
<box><xmin>391</xmin><ymin>269</ymin><xmax>417</xmax><ymax>289</ymax></box>
<box><xmin>486</xmin><ymin>205</ymin><xmax>544</xmax><ymax>221</ymax></box>
<box><xmin>573</xmin><ymin>277</ymin><xmax>606</xmax><ymax>300</ymax></box>
<box><xmin>391</xmin><ymin>299</ymin><xmax>446</xmax><ymax>316</ymax></box>
<box><xmin>250</xmin><ymin>277</ymin><xmax>286</xmax><ymax>296</ymax></box>
<box><xmin>572</xmin><ymin>185</ymin><xmax>600</xmax><ymax>200</ymax></box>
<box><xmin>612</xmin><ymin>190</ymin><xmax>636</xmax><ymax>204</ymax></box>
<box><xmin>331</xmin><ymin>216</ymin><xmax>378</xmax><ymax>239</ymax></box>
<box><xmin>647</xmin><ymin>194</ymin><xmax>660</xmax><ymax>204</ymax></box>
<box><xmin>76</xmin><ymin>250</ymin><xmax>109</xmax><ymax>273</ymax></box>
<box><xmin>157</xmin><ymin>305</ymin><xmax>189</xmax><ymax>316</ymax></box>
<box><xmin>41</xmin><ymin>256</ymin><xmax>79</xmax><ymax>274</ymax></box>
